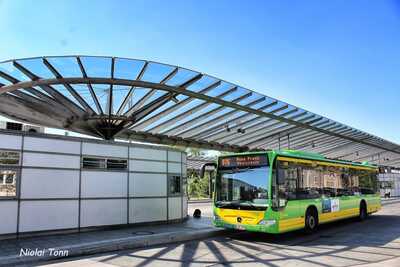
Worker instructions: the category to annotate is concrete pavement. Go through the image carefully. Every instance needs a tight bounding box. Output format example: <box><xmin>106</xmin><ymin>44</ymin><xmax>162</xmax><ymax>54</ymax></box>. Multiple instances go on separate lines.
<box><xmin>0</xmin><ymin>215</ymin><xmax>222</xmax><ymax>267</ymax></box>
<box><xmin>33</xmin><ymin>200</ymin><xmax>400</xmax><ymax>267</ymax></box>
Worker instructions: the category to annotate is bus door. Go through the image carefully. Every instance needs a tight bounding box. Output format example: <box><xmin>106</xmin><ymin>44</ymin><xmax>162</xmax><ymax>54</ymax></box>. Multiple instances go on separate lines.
<box><xmin>276</xmin><ymin>160</ymin><xmax>303</xmax><ymax>230</ymax></box>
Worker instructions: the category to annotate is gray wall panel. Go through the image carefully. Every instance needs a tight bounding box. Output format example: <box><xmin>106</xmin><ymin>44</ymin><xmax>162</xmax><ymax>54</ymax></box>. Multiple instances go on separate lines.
<box><xmin>129</xmin><ymin>173</ymin><xmax>167</xmax><ymax>197</ymax></box>
<box><xmin>80</xmin><ymin>199</ymin><xmax>127</xmax><ymax>227</ymax></box>
<box><xmin>81</xmin><ymin>171</ymin><xmax>127</xmax><ymax>198</ymax></box>
<box><xmin>0</xmin><ymin>201</ymin><xmax>18</xmax><ymax>234</ymax></box>
<box><xmin>129</xmin><ymin>198</ymin><xmax>167</xmax><ymax>223</ymax></box>
<box><xmin>24</xmin><ymin>137</ymin><xmax>80</xmax><ymax>154</ymax></box>
<box><xmin>130</xmin><ymin>147</ymin><xmax>167</xmax><ymax>161</ymax></box>
<box><xmin>21</xmin><ymin>169</ymin><xmax>79</xmax><ymax>199</ymax></box>
<box><xmin>22</xmin><ymin>152</ymin><xmax>80</xmax><ymax>169</ymax></box>
<box><xmin>19</xmin><ymin>200</ymin><xmax>79</xmax><ymax>232</ymax></box>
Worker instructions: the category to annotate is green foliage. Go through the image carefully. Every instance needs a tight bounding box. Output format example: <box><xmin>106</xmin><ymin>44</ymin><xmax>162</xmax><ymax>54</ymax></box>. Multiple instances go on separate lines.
<box><xmin>187</xmin><ymin>169</ymin><xmax>211</xmax><ymax>199</ymax></box>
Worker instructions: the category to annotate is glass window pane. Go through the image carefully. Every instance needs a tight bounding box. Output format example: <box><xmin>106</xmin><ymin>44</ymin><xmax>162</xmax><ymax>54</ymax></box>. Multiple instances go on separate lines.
<box><xmin>107</xmin><ymin>159</ymin><xmax>127</xmax><ymax>170</ymax></box>
<box><xmin>82</xmin><ymin>157</ymin><xmax>106</xmax><ymax>169</ymax></box>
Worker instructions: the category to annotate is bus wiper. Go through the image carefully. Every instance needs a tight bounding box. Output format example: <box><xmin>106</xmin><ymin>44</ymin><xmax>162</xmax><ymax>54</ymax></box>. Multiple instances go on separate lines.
<box><xmin>215</xmin><ymin>201</ymin><xmax>240</xmax><ymax>208</ymax></box>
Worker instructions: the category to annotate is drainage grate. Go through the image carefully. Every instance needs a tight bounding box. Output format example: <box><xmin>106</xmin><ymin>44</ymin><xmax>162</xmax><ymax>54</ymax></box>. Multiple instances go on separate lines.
<box><xmin>132</xmin><ymin>231</ymin><xmax>155</xmax><ymax>236</ymax></box>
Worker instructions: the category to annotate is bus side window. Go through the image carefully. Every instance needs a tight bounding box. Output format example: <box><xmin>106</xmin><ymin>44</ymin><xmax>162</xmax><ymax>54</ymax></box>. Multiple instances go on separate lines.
<box><xmin>299</xmin><ymin>166</ymin><xmax>322</xmax><ymax>199</ymax></box>
<box><xmin>273</xmin><ymin>161</ymin><xmax>297</xmax><ymax>209</ymax></box>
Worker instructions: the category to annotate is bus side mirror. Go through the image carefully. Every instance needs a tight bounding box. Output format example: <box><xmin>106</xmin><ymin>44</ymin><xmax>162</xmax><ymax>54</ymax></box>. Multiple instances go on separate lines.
<box><xmin>277</xmin><ymin>169</ymin><xmax>286</xmax><ymax>185</ymax></box>
<box><xmin>200</xmin><ymin>162</ymin><xmax>217</xmax><ymax>178</ymax></box>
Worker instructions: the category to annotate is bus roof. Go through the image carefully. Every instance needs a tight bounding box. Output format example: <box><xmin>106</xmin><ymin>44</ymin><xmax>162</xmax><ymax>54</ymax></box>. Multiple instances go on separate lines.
<box><xmin>218</xmin><ymin>149</ymin><xmax>377</xmax><ymax>170</ymax></box>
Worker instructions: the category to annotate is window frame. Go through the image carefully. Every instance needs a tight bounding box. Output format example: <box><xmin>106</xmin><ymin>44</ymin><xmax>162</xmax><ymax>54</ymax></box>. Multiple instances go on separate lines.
<box><xmin>168</xmin><ymin>174</ymin><xmax>182</xmax><ymax>196</ymax></box>
<box><xmin>81</xmin><ymin>156</ymin><xmax>128</xmax><ymax>171</ymax></box>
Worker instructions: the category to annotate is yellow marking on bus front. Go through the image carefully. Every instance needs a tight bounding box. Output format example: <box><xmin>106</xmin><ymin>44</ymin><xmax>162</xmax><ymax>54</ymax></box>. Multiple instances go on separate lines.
<box><xmin>216</xmin><ymin>208</ymin><xmax>265</xmax><ymax>225</ymax></box>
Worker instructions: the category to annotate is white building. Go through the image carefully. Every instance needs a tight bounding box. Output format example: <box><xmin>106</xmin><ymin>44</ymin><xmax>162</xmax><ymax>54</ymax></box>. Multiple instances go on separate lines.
<box><xmin>0</xmin><ymin>129</ymin><xmax>187</xmax><ymax>238</ymax></box>
<box><xmin>379</xmin><ymin>169</ymin><xmax>400</xmax><ymax>197</ymax></box>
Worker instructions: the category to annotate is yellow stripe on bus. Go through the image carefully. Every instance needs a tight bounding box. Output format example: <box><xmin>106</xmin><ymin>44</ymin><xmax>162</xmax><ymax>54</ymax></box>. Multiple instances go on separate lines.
<box><xmin>277</xmin><ymin>156</ymin><xmax>376</xmax><ymax>171</ymax></box>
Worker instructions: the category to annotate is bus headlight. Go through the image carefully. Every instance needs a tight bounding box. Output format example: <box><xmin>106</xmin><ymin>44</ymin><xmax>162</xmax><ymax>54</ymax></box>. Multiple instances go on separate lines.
<box><xmin>213</xmin><ymin>214</ymin><xmax>222</xmax><ymax>222</ymax></box>
<box><xmin>258</xmin><ymin>219</ymin><xmax>276</xmax><ymax>226</ymax></box>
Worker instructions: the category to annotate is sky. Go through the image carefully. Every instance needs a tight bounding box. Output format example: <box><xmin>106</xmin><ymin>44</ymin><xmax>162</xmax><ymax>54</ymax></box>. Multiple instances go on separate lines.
<box><xmin>0</xmin><ymin>0</ymin><xmax>399</xmax><ymax>144</ymax></box>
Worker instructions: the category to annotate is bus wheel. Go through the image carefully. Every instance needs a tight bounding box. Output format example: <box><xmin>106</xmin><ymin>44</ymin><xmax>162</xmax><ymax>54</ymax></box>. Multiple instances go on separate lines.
<box><xmin>305</xmin><ymin>208</ymin><xmax>318</xmax><ymax>234</ymax></box>
<box><xmin>359</xmin><ymin>202</ymin><xmax>368</xmax><ymax>221</ymax></box>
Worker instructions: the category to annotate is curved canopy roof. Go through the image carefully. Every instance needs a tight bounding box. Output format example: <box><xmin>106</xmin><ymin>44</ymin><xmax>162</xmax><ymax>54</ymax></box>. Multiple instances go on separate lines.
<box><xmin>0</xmin><ymin>56</ymin><xmax>399</xmax><ymax>167</ymax></box>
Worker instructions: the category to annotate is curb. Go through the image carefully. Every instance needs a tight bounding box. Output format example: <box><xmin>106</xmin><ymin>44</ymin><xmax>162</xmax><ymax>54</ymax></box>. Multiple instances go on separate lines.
<box><xmin>1</xmin><ymin>228</ymin><xmax>225</xmax><ymax>267</ymax></box>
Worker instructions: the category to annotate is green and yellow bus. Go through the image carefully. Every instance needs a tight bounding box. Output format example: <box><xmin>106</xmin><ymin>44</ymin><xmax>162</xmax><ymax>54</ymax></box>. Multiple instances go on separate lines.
<box><xmin>202</xmin><ymin>150</ymin><xmax>381</xmax><ymax>234</ymax></box>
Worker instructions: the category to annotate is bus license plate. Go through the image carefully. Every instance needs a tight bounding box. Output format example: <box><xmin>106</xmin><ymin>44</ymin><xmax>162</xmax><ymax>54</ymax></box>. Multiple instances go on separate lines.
<box><xmin>235</xmin><ymin>225</ymin><xmax>245</xmax><ymax>230</ymax></box>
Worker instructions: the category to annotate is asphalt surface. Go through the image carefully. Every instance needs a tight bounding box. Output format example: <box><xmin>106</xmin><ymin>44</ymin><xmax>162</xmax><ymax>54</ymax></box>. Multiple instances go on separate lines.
<box><xmin>33</xmin><ymin>201</ymin><xmax>400</xmax><ymax>267</ymax></box>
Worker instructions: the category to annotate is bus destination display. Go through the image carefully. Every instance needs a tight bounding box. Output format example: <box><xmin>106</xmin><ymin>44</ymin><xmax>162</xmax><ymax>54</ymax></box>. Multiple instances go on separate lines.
<box><xmin>219</xmin><ymin>155</ymin><xmax>268</xmax><ymax>169</ymax></box>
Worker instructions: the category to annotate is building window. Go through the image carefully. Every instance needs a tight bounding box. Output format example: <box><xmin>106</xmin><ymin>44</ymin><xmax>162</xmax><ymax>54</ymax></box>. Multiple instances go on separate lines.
<box><xmin>82</xmin><ymin>157</ymin><xmax>127</xmax><ymax>170</ymax></box>
<box><xmin>0</xmin><ymin>150</ymin><xmax>20</xmax><ymax>165</ymax></box>
<box><xmin>82</xmin><ymin>157</ymin><xmax>106</xmax><ymax>169</ymax></box>
<box><xmin>169</xmin><ymin>175</ymin><xmax>181</xmax><ymax>195</ymax></box>
<box><xmin>107</xmin><ymin>159</ymin><xmax>127</xmax><ymax>170</ymax></box>
<box><xmin>0</xmin><ymin>169</ymin><xmax>17</xmax><ymax>197</ymax></box>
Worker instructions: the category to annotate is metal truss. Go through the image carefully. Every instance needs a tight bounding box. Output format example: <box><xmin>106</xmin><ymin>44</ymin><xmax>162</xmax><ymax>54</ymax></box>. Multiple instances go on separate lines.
<box><xmin>0</xmin><ymin>56</ymin><xmax>399</xmax><ymax>167</ymax></box>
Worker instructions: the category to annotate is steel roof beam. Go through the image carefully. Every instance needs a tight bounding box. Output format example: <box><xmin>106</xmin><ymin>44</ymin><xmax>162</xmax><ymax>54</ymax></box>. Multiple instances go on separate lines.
<box><xmin>188</xmin><ymin>100</ymin><xmax>279</xmax><ymax>140</ymax></box>
<box><xmin>76</xmin><ymin>57</ymin><xmax>103</xmax><ymax>114</ymax></box>
<box><xmin>178</xmin><ymin>96</ymin><xmax>266</xmax><ymax>139</ymax></box>
<box><xmin>131</xmin><ymin>80</ymin><xmax>222</xmax><ymax>131</ymax></box>
<box><xmin>144</xmin><ymin>86</ymin><xmax>238</xmax><ymax>133</ymax></box>
<box><xmin>2</xmin><ymin>63</ymin><xmax>83</xmax><ymax>116</ymax></box>
<box><xmin>241</xmin><ymin>114</ymin><xmax>319</xmax><ymax>148</ymax></box>
<box><xmin>116</xmin><ymin>61</ymin><xmax>149</xmax><ymax>115</ymax></box>
<box><xmin>247</xmin><ymin>115</ymin><xmax>325</xmax><ymax>148</ymax></box>
<box><xmin>201</xmin><ymin>104</ymin><xmax>290</xmax><ymax>142</ymax></box>
<box><xmin>124</xmin><ymin>67</ymin><xmax>179</xmax><ymax>116</ymax></box>
<box><xmin>162</xmin><ymin>90</ymin><xmax>252</xmax><ymax>136</ymax></box>
<box><xmin>119</xmin><ymin>129</ymin><xmax>246</xmax><ymax>153</ymax></box>
<box><xmin>265</xmin><ymin>122</ymin><xmax>341</xmax><ymax>149</ymax></box>
<box><xmin>327</xmin><ymin>144</ymin><xmax>371</xmax><ymax>159</ymax></box>
<box><xmin>213</xmin><ymin>106</ymin><xmax>296</xmax><ymax>144</ymax></box>
<box><xmin>42</xmin><ymin>58</ymin><xmax>95</xmax><ymax>114</ymax></box>
<box><xmin>2</xmin><ymin>76</ymin><xmax>400</xmax><ymax>155</ymax></box>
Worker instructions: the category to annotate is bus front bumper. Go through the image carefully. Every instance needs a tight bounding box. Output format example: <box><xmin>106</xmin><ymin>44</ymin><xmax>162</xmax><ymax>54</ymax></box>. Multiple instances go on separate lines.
<box><xmin>213</xmin><ymin>216</ymin><xmax>278</xmax><ymax>233</ymax></box>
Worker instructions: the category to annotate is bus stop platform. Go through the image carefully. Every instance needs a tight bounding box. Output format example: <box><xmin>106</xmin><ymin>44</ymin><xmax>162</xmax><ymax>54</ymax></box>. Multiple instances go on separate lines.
<box><xmin>0</xmin><ymin>217</ymin><xmax>223</xmax><ymax>267</ymax></box>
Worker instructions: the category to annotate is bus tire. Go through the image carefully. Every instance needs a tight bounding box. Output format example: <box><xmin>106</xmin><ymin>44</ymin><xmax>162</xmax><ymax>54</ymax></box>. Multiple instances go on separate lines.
<box><xmin>359</xmin><ymin>201</ymin><xmax>368</xmax><ymax>221</ymax></box>
<box><xmin>305</xmin><ymin>207</ymin><xmax>318</xmax><ymax>234</ymax></box>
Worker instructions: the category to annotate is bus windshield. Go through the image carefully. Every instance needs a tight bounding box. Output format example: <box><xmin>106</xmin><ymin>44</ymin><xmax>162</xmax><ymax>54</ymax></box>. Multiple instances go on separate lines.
<box><xmin>216</xmin><ymin>166</ymin><xmax>270</xmax><ymax>210</ymax></box>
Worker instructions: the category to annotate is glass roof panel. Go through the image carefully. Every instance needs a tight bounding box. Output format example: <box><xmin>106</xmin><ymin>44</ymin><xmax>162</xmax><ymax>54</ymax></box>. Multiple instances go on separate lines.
<box><xmin>165</xmin><ymin>68</ymin><xmax>198</xmax><ymax>87</ymax></box>
<box><xmin>186</xmin><ymin>75</ymin><xmax>218</xmax><ymax>92</ymax></box>
<box><xmin>141</xmin><ymin>62</ymin><xmax>175</xmax><ymax>83</ymax></box>
<box><xmin>114</xmin><ymin>58</ymin><xmax>146</xmax><ymax>80</ymax></box>
<box><xmin>120</xmin><ymin>87</ymin><xmax>151</xmax><ymax>114</ymax></box>
<box><xmin>16</xmin><ymin>59</ymin><xmax>55</xmax><ymax>79</ymax></box>
<box><xmin>32</xmin><ymin>86</ymin><xmax>54</xmax><ymax>99</ymax></box>
<box><xmin>157</xmin><ymin>103</ymin><xmax>221</xmax><ymax>134</ymax></box>
<box><xmin>141</xmin><ymin>98</ymin><xmax>205</xmax><ymax>131</ymax></box>
<box><xmin>0</xmin><ymin>76</ymin><xmax>11</xmax><ymax>85</ymax></box>
<box><xmin>51</xmin><ymin>84</ymin><xmax>85</xmax><ymax>110</ymax></box>
<box><xmin>0</xmin><ymin>62</ymin><xmax>30</xmax><ymax>82</ymax></box>
<box><xmin>71</xmin><ymin>84</ymin><xmax>100</xmax><ymax>113</ymax></box>
<box><xmin>111</xmin><ymin>85</ymin><xmax>131</xmax><ymax>114</ymax></box>
<box><xmin>204</xmin><ymin>82</ymin><xmax>235</xmax><ymax>98</ymax></box>
<box><xmin>80</xmin><ymin>56</ymin><xmax>112</xmax><ymax>78</ymax></box>
<box><xmin>46</xmin><ymin>57</ymin><xmax>82</xmax><ymax>78</ymax></box>
<box><xmin>91</xmin><ymin>84</ymin><xmax>111</xmax><ymax>113</ymax></box>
